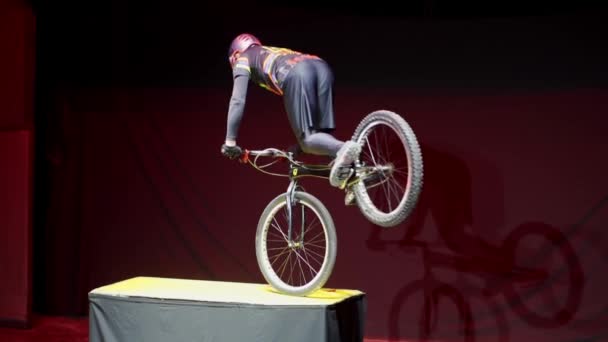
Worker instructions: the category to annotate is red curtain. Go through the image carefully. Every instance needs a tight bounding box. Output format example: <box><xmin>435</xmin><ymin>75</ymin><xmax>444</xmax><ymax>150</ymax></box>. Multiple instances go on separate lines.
<box><xmin>0</xmin><ymin>0</ymin><xmax>35</xmax><ymax>328</ymax></box>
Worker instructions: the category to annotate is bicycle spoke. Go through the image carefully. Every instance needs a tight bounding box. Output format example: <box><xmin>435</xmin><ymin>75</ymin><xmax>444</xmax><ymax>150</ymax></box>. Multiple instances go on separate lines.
<box><xmin>294</xmin><ymin>250</ymin><xmax>306</xmax><ymax>286</ymax></box>
<box><xmin>303</xmin><ymin>237</ymin><xmax>327</xmax><ymax>250</ymax></box>
<box><xmin>296</xmin><ymin>248</ymin><xmax>318</xmax><ymax>282</ymax></box>
<box><xmin>374</xmin><ymin>129</ymin><xmax>382</xmax><ymax>161</ymax></box>
<box><xmin>292</xmin><ymin>248</ymin><xmax>321</xmax><ymax>276</ymax></box>
<box><xmin>381</xmin><ymin>176</ymin><xmax>392</xmax><ymax>211</ymax></box>
<box><xmin>301</xmin><ymin>245</ymin><xmax>326</xmax><ymax>260</ymax></box>
<box><xmin>300</xmin><ymin>214</ymin><xmax>319</xmax><ymax>238</ymax></box>
<box><xmin>266</xmin><ymin>246</ymin><xmax>292</xmax><ymax>252</ymax></box>
<box><xmin>303</xmin><ymin>229</ymin><xmax>325</xmax><ymax>245</ymax></box>
<box><xmin>276</xmin><ymin>251</ymin><xmax>292</xmax><ymax>281</ymax></box>
<box><xmin>364</xmin><ymin>136</ymin><xmax>379</xmax><ymax>166</ymax></box>
<box><xmin>300</xmin><ymin>245</ymin><xmax>317</xmax><ymax>280</ymax></box>
<box><xmin>387</xmin><ymin>175</ymin><xmax>404</xmax><ymax>208</ymax></box>
<box><xmin>266</xmin><ymin>238</ymin><xmax>290</xmax><ymax>243</ymax></box>
<box><xmin>271</xmin><ymin>217</ymin><xmax>289</xmax><ymax>241</ymax></box>
<box><xmin>269</xmin><ymin>247</ymin><xmax>291</xmax><ymax>265</ymax></box>
<box><xmin>392</xmin><ymin>167</ymin><xmax>409</xmax><ymax>176</ymax></box>
<box><xmin>287</xmin><ymin>253</ymin><xmax>295</xmax><ymax>285</ymax></box>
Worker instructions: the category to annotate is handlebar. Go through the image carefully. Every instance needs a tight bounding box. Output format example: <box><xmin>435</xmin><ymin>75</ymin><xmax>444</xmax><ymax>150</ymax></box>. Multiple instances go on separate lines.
<box><xmin>236</xmin><ymin>147</ymin><xmax>333</xmax><ymax>179</ymax></box>
<box><xmin>239</xmin><ymin>148</ymin><xmax>290</xmax><ymax>164</ymax></box>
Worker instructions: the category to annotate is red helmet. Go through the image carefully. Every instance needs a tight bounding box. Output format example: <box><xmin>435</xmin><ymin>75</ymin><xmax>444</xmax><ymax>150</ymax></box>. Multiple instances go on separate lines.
<box><xmin>228</xmin><ymin>33</ymin><xmax>261</xmax><ymax>66</ymax></box>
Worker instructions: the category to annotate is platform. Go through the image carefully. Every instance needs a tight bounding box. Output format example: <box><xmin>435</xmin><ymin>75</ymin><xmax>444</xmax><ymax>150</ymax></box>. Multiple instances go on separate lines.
<box><xmin>88</xmin><ymin>276</ymin><xmax>366</xmax><ymax>342</ymax></box>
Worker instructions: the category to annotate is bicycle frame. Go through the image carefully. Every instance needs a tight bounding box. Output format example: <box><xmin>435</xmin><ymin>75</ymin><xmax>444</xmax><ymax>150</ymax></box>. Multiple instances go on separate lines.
<box><xmin>240</xmin><ymin>147</ymin><xmax>390</xmax><ymax>243</ymax></box>
<box><xmin>286</xmin><ymin>167</ymin><xmax>326</xmax><ymax>245</ymax></box>
<box><xmin>242</xmin><ymin>148</ymin><xmax>333</xmax><ymax>244</ymax></box>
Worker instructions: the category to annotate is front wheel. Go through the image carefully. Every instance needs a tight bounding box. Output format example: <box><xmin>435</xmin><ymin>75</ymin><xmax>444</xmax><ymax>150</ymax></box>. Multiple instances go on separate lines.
<box><xmin>351</xmin><ymin>110</ymin><xmax>424</xmax><ymax>227</ymax></box>
<box><xmin>255</xmin><ymin>191</ymin><xmax>337</xmax><ymax>296</ymax></box>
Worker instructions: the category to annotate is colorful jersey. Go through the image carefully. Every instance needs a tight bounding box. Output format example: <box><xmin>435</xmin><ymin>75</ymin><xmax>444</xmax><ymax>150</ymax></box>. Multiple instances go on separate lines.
<box><xmin>232</xmin><ymin>45</ymin><xmax>320</xmax><ymax>95</ymax></box>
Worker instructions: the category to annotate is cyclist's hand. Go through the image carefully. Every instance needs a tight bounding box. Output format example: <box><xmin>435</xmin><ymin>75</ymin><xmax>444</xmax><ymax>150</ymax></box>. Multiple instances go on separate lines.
<box><xmin>221</xmin><ymin>144</ymin><xmax>242</xmax><ymax>160</ymax></box>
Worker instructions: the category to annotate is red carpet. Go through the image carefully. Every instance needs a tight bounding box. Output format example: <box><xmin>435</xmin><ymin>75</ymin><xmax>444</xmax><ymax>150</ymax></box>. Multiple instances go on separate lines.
<box><xmin>0</xmin><ymin>316</ymin><xmax>89</xmax><ymax>342</ymax></box>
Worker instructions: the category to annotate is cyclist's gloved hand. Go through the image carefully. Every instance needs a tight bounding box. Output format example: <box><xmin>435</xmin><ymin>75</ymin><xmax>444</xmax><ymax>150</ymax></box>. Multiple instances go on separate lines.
<box><xmin>221</xmin><ymin>144</ymin><xmax>242</xmax><ymax>160</ymax></box>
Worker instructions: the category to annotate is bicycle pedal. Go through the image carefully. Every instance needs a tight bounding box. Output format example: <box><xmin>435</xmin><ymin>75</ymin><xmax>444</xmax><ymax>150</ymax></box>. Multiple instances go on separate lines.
<box><xmin>337</xmin><ymin>169</ymin><xmax>351</xmax><ymax>178</ymax></box>
<box><xmin>338</xmin><ymin>168</ymin><xmax>354</xmax><ymax>190</ymax></box>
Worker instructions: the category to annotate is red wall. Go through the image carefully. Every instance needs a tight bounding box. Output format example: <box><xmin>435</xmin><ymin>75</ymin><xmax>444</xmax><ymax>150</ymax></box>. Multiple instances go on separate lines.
<box><xmin>43</xmin><ymin>86</ymin><xmax>608</xmax><ymax>340</ymax></box>
<box><xmin>0</xmin><ymin>130</ymin><xmax>33</xmax><ymax>327</ymax></box>
<box><xmin>0</xmin><ymin>0</ymin><xmax>35</xmax><ymax>129</ymax></box>
<box><xmin>0</xmin><ymin>0</ymin><xmax>35</xmax><ymax>328</ymax></box>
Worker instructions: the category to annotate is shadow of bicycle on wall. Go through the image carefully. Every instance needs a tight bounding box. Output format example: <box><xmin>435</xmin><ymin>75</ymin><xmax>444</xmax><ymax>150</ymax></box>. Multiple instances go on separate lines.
<box><xmin>365</xmin><ymin>143</ymin><xmax>585</xmax><ymax>342</ymax></box>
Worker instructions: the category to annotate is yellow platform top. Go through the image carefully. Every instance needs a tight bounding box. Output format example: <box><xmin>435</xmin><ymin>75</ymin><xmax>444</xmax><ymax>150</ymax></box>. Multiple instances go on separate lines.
<box><xmin>89</xmin><ymin>276</ymin><xmax>364</xmax><ymax>307</ymax></box>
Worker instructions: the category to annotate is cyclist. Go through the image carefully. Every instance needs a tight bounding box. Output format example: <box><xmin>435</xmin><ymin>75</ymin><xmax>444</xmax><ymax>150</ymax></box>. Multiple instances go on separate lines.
<box><xmin>220</xmin><ymin>33</ymin><xmax>361</xmax><ymax>190</ymax></box>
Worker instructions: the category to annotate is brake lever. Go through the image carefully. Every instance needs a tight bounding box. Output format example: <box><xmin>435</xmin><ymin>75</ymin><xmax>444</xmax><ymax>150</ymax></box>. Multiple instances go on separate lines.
<box><xmin>239</xmin><ymin>150</ymin><xmax>250</xmax><ymax>163</ymax></box>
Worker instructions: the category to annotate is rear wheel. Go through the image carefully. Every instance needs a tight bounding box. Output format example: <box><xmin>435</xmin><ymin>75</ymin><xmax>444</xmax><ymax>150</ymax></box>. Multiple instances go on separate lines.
<box><xmin>351</xmin><ymin>110</ymin><xmax>424</xmax><ymax>227</ymax></box>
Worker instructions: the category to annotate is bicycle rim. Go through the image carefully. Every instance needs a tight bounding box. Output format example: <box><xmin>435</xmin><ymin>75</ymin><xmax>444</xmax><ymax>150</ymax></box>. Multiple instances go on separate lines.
<box><xmin>255</xmin><ymin>191</ymin><xmax>337</xmax><ymax>296</ymax></box>
<box><xmin>352</xmin><ymin>110</ymin><xmax>423</xmax><ymax>227</ymax></box>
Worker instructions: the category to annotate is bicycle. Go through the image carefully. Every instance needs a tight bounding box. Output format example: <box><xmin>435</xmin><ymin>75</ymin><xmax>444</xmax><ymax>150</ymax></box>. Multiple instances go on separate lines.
<box><xmin>231</xmin><ymin>110</ymin><xmax>424</xmax><ymax>296</ymax></box>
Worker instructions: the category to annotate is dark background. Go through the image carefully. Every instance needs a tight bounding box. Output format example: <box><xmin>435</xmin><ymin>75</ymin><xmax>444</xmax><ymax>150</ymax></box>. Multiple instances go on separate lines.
<box><xmin>31</xmin><ymin>0</ymin><xmax>608</xmax><ymax>88</ymax></box>
<box><xmin>1</xmin><ymin>0</ymin><xmax>607</xmax><ymax>339</ymax></box>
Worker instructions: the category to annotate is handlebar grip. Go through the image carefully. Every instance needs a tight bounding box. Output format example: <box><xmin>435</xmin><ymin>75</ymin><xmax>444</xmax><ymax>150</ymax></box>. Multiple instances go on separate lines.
<box><xmin>242</xmin><ymin>148</ymin><xmax>288</xmax><ymax>160</ymax></box>
<box><xmin>239</xmin><ymin>150</ymin><xmax>250</xmax><ymax>163</ymax></box>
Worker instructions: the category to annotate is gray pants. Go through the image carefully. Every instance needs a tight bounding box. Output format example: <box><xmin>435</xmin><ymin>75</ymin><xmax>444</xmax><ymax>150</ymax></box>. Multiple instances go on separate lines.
<box><xmin>282</xmin><ymin>59</ymin><xmax>344</xmax><ymax>157</ymax></box>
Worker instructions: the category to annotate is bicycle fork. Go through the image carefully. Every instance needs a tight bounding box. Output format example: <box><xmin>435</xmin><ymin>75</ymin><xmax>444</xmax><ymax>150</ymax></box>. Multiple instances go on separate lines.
<box><xmin>285</xmin><ymin>179</ymin><xmax>305</xmax><ymax>248</ymax></box>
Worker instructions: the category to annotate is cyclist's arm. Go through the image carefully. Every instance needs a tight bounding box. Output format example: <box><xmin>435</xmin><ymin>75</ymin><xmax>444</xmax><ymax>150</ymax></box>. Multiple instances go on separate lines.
<box><xmin>225</xmin><ymin>57</ymin><xmax>251</xmax><ymax>145</ymax></box>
